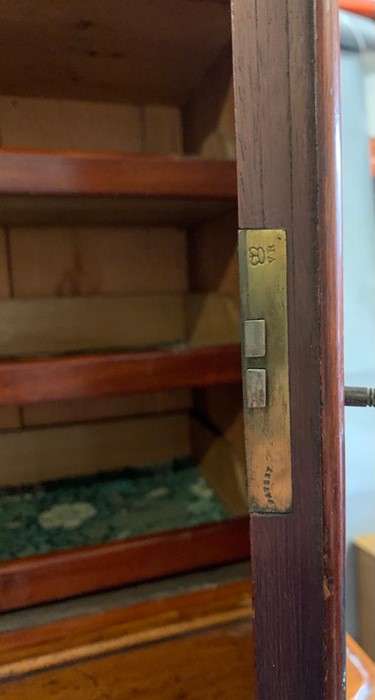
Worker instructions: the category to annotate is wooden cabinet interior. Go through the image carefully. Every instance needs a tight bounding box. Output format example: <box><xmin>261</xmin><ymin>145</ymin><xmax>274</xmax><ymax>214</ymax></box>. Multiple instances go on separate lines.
<box><xmin>0</xmin><ymin>1</ymin><xmax>249</xmax><ymax>610</ymax></box>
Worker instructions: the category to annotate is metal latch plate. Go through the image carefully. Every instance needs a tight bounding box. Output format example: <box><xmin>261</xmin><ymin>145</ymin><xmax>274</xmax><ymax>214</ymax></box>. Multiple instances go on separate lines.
<box><xmin>239</xmin><ymin>229</ymin><xmax>292</xmax><ymax>514</ymax></box>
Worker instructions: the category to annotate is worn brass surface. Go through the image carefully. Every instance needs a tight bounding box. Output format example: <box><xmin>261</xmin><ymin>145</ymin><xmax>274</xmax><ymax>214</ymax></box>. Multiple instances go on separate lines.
<box><xmin>239</xmin><ymin>229</ymin><xmax>292</xmax><ymax>513</ymax></box>
<box><xmin>244</xmin><ymin>319</ymin><xmax>266</xmax><ymax>358</ymax></box>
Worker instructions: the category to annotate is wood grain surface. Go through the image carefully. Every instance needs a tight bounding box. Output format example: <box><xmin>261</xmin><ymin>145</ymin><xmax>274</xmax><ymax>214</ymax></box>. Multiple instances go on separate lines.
<box><xmin>0</xmin><ymin>150</ymin><xmax>237</xmax><ymax>226</ymax></box>
<box><xmin>0</xmin><ymin>344</ymin><xmax>241</xmax><ymax>406</ymax></box>
<box><xmin>0</xmin><ymin>413</ymin><xmax>190</xmax><ymax>486</ymax></box>
<box><xmin>0</xmin><ymin>518</ymin><xmax>250</xmax><ymax>612</ymax></box>
<box><xmin>0</xmin><ymin>149</ymin><xmax>236</xmax><ymax>197</ymax></box>
<box><xmin>0</xmin><ymin>293</ymin><xmax>240</xmax><ymax>357</ymax></box>
<box><xmin>316</xmin><ymin>1</ymin><xmax>346</xmax><ymax>696</ymax></box>
<box><xmin>0</xmin><ymin>581</ymin><xmax>372</xmax><ymax>699</ymax></box>
<box><xmin>0</xmin><ymin>0</ymin><xmax>231</xmax><ymax>106</ymax></box>
<box><xmin>231</xmin><ymin>0</ymin><xmax>345</xmax><ymax>698</ymax></box>
<box><xmin>0</xmin><ymin>580</ymin><xmax>253</xmax><ymax>674</ymax></box>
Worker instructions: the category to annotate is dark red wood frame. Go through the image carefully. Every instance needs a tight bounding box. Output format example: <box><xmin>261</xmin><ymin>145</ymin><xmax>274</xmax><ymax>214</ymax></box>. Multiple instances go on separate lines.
<box><xmin>231</xmin><ymin>0</ymin><xmax>345</xmax><ymax>698</ymax></box>
<box><xmin>0</xmin><ymin>517</ymin><xmax>250</xmax><ymax>612</ymax></box>
<box><xmin>0</xmin><ymin>148</ymin><xmax>236</xmax><ymax>199</ymax></box>
<box><xmin>0</xmin><ymin>345</ymin><xmax>241</xmax><ymax>406</ymax></box>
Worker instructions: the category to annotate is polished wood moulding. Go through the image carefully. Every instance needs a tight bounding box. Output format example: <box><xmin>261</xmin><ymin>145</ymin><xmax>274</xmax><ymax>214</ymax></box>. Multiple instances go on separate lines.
<box><xmin>0</xmin><ymin>149</ymin><xmax>237</xmax><ymax>226</ymax></box>
<box><xmin>0</xmin><ymin>517</ymin><xmax>250</xmax><ymax>612</ymax></box>
<box><xmin>0</xmin><ymin>344</ymin><xmax>241</xmax><ymax>407</ymax></box>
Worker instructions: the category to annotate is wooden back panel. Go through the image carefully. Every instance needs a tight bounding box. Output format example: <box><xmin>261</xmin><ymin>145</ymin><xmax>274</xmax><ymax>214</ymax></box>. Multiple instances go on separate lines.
<box><xmin>0</xmin><ymin>97</ymin><xmax>192</xmax><ymax>479</ymax></box>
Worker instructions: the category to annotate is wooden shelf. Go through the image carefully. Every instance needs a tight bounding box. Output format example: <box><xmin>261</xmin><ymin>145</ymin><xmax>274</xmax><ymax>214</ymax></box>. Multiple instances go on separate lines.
<box><xmin>0</xmin><ymin>344</ymin><xmax>241</xmax><ymax>407</ymax></box>
<box><xmin>0</xmin><ymin>0</ymin><xmax>231</xmax><ymax>106</ymax></box>
<box><xmin>0</xmin><ymin>149</ymin><xmax>237</xmax><ymax>226</ymax></box>
<box><xmin>0</xmin><ymin>518</ymin><xmax>250</xmax><ymax>611</ymax></box>
<box><xmin>2</xmin><ymin>0</ymin><xmax>371</xmax><ymax>108</ymax></box>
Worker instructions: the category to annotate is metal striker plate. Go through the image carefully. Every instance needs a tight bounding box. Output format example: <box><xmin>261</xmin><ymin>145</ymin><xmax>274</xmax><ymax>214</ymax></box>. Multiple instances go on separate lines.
<box><xmin>239</xmin><ymin>229</ymin><xmax>292</xmax><ymax>514</ymax></box>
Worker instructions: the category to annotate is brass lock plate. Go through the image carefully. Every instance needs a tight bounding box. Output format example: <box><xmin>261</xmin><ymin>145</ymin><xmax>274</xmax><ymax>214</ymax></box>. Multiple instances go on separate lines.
<box><xmin>239</xmin><ymin>229</ymin><xmax>292</xmax><ymax>514</ymax></box>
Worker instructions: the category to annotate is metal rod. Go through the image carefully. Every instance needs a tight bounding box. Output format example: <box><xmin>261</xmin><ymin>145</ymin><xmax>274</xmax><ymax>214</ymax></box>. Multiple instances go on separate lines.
<box><xmin>345</xmin><ymin>386</ymin><xmax>375</xmax><ymax>407</ymax></box>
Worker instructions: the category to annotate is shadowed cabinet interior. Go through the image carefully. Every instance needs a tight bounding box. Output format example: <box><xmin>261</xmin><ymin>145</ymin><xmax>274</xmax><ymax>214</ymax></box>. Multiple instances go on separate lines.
<box><xmin>0</xmin><ymin>0</ymin><xmax>250</xmax><ymax>612</ymax></box>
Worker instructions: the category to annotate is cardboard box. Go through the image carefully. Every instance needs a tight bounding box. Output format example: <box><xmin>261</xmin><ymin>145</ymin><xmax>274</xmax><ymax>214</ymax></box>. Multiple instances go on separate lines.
<box><xmin>354</xmin><ymin>533</ymin><xmax>375</xmax><ymax>660</ymax></box>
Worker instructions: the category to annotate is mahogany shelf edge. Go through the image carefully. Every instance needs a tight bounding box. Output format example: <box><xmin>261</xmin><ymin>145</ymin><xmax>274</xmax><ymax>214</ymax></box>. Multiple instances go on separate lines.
<box><xmin>0</xmin><ymin>149</ymin><xmax>237</xmax><ymax>199</ymax></box>
<box><xmin>0</xmin><ymin>344</ymin><xmax>242</xmax><ymax>406</ymax></box>
<box><xmin>0</xmin><ymin>148</ymin><xmax>237</xmax><ymax>226</ymax></box>
<box><xmin>0</xmin><ymin>517</ymin><xmax>250</xmax><ymax>612</ymax></box>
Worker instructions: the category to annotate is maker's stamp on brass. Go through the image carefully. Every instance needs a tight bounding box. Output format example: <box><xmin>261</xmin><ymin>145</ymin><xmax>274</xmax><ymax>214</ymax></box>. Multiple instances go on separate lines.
<box><xmin>239</xmin><ymin>229</ymin><xmax>292</xmax><ymax>514</ymax></box>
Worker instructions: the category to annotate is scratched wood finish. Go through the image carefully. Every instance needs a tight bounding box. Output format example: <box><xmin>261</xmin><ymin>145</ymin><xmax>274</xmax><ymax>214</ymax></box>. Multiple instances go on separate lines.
<box><xmin>0</xmin><ymin>344</ymin><xmax>241</xmax><ymax>406</ymax></box>
<box><xmin>0</xmin><ymin>582</ymin><xmax>373</xmax><ymax>699</ymax></box>
<box><xmin>0</xmin><ymin>581</ymin><xmax>253</xmax><ymax>669</ymax></box>
<box><xmin>231</xmin><ymin>0</ymin><xmax>345</xmax><ymax>698</ymax></box>
<box><xmin>0</xmin><ymin>518</ymin><xmax>250</xmax><ymax>612</ymax></box>
<box><xmin>0</xmin><ymin>636</ymin><xmax>375</xmax><ymax>700</ymax></box>
<box><xmin>0</xmin><ymin>621</ymin><xmax>255</xmax><ymax>700</ymax></box>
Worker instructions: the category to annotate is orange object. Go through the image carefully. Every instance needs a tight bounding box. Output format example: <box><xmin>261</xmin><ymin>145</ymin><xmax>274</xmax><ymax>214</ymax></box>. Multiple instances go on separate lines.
<box><xmin>340</xmin><ymin>0</ymin><xmax>375</xmax><ymax>19</ymax></box>
<box><xmin>370</xmin><ymin>139</ymin><xmax>375</xmax><ymax>176</ymax></box>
